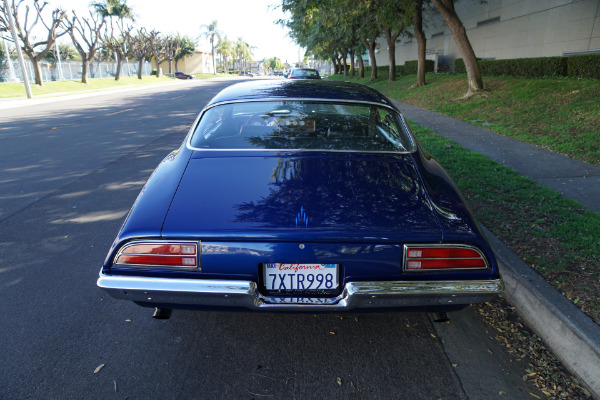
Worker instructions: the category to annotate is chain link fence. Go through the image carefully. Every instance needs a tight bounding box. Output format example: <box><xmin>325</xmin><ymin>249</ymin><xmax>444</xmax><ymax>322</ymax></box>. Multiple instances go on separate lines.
<box><xmin>1</xmin><ymin>59</ymin><xmax>153</xmax><ymax>83</ymax></box>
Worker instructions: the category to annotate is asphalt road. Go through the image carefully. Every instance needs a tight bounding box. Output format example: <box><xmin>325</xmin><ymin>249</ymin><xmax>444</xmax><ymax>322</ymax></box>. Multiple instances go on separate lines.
<box><xmin>0</xmin><ymin>79</ymin><xmax>540</xmax><ymax>399</ymax></box>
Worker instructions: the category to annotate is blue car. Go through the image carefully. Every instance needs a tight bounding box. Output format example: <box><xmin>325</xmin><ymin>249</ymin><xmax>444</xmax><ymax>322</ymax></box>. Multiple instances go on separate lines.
<box><xmin>98</xmin><ymin>80</ymin><xmax>503</xmax><ymax>318</ymax></box>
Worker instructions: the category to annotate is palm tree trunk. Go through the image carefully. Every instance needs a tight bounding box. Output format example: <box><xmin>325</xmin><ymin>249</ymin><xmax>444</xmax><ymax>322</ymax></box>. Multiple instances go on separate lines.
<box><xmin>211</xmin><ymin>38</ymin><xmax>216</xmax><ymax>75</ymax></box>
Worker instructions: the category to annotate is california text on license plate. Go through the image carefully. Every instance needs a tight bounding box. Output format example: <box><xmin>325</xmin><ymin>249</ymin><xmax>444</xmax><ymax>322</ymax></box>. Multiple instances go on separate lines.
<box><xmin>263</xmin><ymin>263</ymin><xmax>339</xmax><ymax>291</ymax></box>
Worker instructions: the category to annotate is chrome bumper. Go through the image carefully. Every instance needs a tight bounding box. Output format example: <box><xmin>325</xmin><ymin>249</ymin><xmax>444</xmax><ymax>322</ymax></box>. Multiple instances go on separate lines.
<box><xmin>97</xmin><ymin>271</ymin><xmax>503</xmax><ymax>311</ymax></box>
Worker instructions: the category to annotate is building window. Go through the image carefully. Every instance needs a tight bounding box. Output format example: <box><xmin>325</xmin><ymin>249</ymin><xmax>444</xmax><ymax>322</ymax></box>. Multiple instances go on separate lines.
<box><xmin>477</xmin><ymin>17</ymin><xmax>500</xmax><ymax>27</ymax></box>
<box><xmin>431</xmin><ymin>32</ymin><xmax>444</xmax><ymax>38</ymax></box>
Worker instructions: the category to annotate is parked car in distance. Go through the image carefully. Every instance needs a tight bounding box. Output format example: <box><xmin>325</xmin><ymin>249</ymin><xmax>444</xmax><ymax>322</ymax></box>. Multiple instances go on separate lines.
<box><xmin>239</xmin><ymin>71</ymin><xmax>254</xmax><ymax>77</ymax></box>
<box><xmin>174</xmin><ymin>72</ymin><xmax>195</xmax><ymax>80</ymax></box>
<box><xmin>288</xmin><ymin>68</ymin><xmax>321</xmax><ymax>79</ymax></box>
<box><xmin>97</xmin><ymin>79</ymin><xmax>503</xmax><ymax>319</ymax></box>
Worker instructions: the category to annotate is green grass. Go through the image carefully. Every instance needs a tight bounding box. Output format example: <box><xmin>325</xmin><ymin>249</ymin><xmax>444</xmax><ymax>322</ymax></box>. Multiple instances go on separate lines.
<box><xmin>410</xmin><ymin>122</ymin><xmax>600</xmax><ymax>323</ymax></box>
<box><xmin>0</xmin><ymin>73</ymin><xmax>232</xmax><ymax>99</ymax></box>
<box><xmin>331</xmin><ymin>72</ymin><xmax>600</xmax><ymax>166</ymax></box>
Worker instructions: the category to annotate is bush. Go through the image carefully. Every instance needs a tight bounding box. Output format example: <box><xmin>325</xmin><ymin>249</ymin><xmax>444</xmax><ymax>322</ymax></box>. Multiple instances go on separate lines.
<box><xmin>454</xmin><ymin>55</ymin><xmax>600</xmax><ymax>80</ymax></box>
<box><xmin>364</xmin><ymin>65</ymin><xmax>392</xmax><ymax>77</ymax></box>
<box><xmin>363</xmin><ymin>60</ymin><xmax>434</xmax><ymax>78</ymax></box>
<box><xmin>404</xmin><ymin>60</ymin><xmax>435</xmax><ymax>74</ymax></box>
<box><xmin>567</xmin><ymin>54</ymin><xmax>600</xmax><ymax>80</ymax></box>
<box><xmin>454</xmin><ymin>58</ymin><xmax>467</xmax><ymax>74</ymax></box>
<box><xmin>455</xmin><ymin>57</ymin><xmax>567</xmax><ymax>77</ymax></box>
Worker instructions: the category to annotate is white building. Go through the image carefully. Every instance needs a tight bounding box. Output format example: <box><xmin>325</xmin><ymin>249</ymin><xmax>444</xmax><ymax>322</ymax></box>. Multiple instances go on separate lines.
<box><xmin>375</xmin><ymin>0</ymin><xmax>600</xmax><ymax>71</ymax></box>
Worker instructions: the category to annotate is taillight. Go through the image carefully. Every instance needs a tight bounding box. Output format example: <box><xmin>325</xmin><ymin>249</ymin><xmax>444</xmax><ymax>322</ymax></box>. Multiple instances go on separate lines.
<box><xmin>403</xmin><ymin>245</ymin><xmax>488</xmax><ymax>271</ymax></box>
<box><xmin>114</xmin><ymin>241</ymin><xmax>199</xmax><ymax>270</ymax></box>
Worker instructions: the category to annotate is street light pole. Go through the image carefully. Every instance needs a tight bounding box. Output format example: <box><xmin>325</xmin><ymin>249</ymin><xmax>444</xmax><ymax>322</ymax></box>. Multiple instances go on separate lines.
<box><xmin>3</xmin><ymin>0</ymin><xmax>33</xmax><ymax>98</ymax></box>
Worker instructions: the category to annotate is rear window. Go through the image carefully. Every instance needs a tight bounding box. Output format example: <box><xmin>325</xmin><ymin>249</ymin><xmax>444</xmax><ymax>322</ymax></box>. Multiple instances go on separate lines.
<box><xmin>290</xmin><ymin>69</ymin><xmax>320</xmax><ymax>78</ymax></box>
<box><xmin>189</xmin><ymin>101</ymin><xmax>415</xmax><ymax>153</ymax></box>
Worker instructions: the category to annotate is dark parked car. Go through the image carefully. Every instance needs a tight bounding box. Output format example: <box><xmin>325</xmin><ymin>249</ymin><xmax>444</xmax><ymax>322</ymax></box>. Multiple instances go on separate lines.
<box><xmin>98</xmin><ymin>80</ymin><xmax>503</xmax><ymax>318</ymax></box>
<box><xmin>288</xmin><ymin>68</ymin><xmax>321</xmax><ymax>79</ymax></box>
<box><xmin>174</xmin><ymin>72</ymin><xmax>195</xmax><ymax>80</ymax></box>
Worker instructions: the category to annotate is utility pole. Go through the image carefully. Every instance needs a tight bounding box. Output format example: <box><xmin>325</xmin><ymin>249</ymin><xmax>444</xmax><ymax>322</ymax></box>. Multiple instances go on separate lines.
<box><xmin>3</xmin><ymin>0</ymin><xmax>32</xmax><ymax>98</ymax></box>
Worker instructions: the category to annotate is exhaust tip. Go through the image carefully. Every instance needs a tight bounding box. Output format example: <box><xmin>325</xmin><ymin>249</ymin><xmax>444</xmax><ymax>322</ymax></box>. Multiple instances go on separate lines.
<box><xmin>152</xmin><ymin>307</ymin><xmax>173</xmax><ymax>319</ymax></box>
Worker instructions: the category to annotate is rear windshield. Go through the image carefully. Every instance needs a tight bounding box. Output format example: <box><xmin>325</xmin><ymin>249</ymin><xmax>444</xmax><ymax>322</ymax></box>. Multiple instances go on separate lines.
<box><xmin>291</xmin><ymin>69</ymin><xmax>320</xmax><ymax>78</ymax></box>
<box><xmin>189</xmin><ymin>101</ymin><xmax>415</xmax><ymax>153</ymax></box>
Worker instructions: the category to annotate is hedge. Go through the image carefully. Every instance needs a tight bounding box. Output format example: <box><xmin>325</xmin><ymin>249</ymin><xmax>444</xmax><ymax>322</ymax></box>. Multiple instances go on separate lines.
<box><xmin>454</xmin><ymin>54</ymin><xmax>600</xmax><ymax>80</ymax></box>
<box><xmin>404</xmin><ymin>60</ymin><xmax>435</xmax><ymax>74</ymax></box>
<box><xmin>567</xmin><ymin>54</ymin><xmax>600</xmax><ymax>80</ymax></box>
<box><xmin>362</xmin><ymin>60</ymin><xmax>434</xmax><ymax>77</ymax></box>
<box><xmin>364</xmin><ymin>66</ymin><xmax>394</xmax><ymax>76</ymax></box>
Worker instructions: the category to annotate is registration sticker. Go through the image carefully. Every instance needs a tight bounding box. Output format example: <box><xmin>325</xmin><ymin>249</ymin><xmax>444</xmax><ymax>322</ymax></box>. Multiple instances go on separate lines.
<box><xmin>263</xmin><ymin>263</ymin><xmax>339</xmax><ymax>291</ymax></box>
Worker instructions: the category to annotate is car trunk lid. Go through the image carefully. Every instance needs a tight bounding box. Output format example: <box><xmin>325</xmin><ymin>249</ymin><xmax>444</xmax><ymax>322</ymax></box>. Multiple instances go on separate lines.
<box><xmin>161</xmin><ymin>152</ymin><xmax>441</xmax><ymax>243</ymax></box>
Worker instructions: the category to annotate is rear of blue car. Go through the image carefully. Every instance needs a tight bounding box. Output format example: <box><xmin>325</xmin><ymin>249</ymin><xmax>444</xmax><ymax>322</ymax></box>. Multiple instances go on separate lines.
<box><xmin>98</xmin><ymin>80</ymin><xmax>502</xmax><ymax>316</ymax></box>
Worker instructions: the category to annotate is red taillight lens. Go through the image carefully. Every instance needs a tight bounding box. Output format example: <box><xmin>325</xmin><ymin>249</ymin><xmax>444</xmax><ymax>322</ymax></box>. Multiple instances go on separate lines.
<box><xmin>114</xmin><ymin>242</ymin><xmax>199</xmax><ymax>269</ymax></box>
<box><xmin>404</xmin><ymin>245</ymin><xmax>488</xmax><ymax>271</ymax></box>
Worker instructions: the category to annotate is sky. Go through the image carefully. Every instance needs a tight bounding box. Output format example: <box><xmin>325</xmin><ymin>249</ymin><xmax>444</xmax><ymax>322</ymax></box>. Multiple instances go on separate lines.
<box><xmin>50</xmin><ymin>0</ymin><xmax>304</xmax><ymax>63</ymax></box>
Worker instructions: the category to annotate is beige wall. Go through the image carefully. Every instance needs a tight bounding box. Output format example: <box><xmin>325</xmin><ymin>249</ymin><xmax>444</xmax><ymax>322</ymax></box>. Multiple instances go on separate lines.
<box><xmin>154</xmin><ymin>51</ymin><xmax>214</xmax><ymax>75</ymax></box>
<box><xmin>375</xmin><ymin>0</ymin><xmax>600</xmax><ymax>70</ymax></box>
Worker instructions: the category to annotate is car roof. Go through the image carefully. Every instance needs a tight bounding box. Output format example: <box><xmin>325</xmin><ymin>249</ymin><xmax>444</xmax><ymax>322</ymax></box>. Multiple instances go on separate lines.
<box><xmin>205</xmin><ymin>79</ymin><xmax>396</xmax><ymax>109</ymax></box>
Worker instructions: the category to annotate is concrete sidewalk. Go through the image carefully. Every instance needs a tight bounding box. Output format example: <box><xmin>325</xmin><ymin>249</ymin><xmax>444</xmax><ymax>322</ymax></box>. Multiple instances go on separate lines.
<box><xmin>392</xmin><ymin>99</ymin><xmax>600</xmax><ymax>398</ymax></box>
<box><xmin>393</xmin><ymin>100</ymin><xmax>600</xmax><ymax>214</ymax></box>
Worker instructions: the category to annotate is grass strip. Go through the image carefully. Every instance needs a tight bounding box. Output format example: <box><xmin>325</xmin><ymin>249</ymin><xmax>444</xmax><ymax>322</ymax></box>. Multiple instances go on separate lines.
<box><xmin>410</xmin><ymin>122</ymin><xmax>600</xmax><ymax>323</ymax></box>
<box><xmin>0</xmin><ymin>73</ymin><xmax>231</xmax><ymax>99</ymax></box>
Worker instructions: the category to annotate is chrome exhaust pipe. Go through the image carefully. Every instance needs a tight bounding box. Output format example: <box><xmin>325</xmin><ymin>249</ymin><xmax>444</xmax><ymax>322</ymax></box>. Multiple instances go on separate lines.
<box><xmin>152</xmin><ymin>308</ymin><xmax>172</xmax><ymax>319</ymax></box>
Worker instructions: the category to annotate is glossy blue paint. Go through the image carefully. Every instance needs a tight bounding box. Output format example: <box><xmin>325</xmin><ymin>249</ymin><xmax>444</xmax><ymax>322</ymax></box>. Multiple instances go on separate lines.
<box><xmin>161</xmin><ymin>152</ymin><xmax>441</xmax><ymax>242</ymax></box>
<box><xmin>205</xmin><ymin>79</ymin><xmax>395</xmax><ymax>109</ymax></box>
<box><xmin>101</xmin><ymin>145</ymin><xmax>193</xmax><ymax>266</ymax></box>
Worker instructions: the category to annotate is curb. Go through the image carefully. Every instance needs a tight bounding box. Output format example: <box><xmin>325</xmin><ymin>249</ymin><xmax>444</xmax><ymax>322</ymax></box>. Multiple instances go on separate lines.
<box><xmin>481</xmin><ymin>226</ymin><xmax>600</xmax><ymax>398</ymax></box>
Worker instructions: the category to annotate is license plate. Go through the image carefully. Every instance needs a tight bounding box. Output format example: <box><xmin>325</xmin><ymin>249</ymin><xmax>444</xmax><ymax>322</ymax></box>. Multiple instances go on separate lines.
<box><xmin>263</xmin><ymin>263</ymin><xmax>339</xmax><ymax>291</ymax></box>
<box><xmin>264</xmin><ymin>297</ymin><xmax>339</xmax><ymax>305</ymax></box>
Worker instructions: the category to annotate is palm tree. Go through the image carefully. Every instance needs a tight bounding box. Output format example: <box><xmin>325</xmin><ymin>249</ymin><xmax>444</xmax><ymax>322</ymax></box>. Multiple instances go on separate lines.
<box><xmin>92</xmin><ymin>0</ymin><xmax>134</xmax><ymax>22</ymax></box>
<box><xmin>234</xmin><ymin>38</ymin><xmax>254</xmax><ymax>74</ymax></box>
<box><xmin>200</xmin><ymin>20</ymin><xmax>220</xmax><ymax>75</ymax></box>
<box><xmin>92</xmin><ymin>0</ymin><xmax>134</xmax><ymax>80</ymax></box>
<box><xmin>216</xmin><ymin>35</ymin><xmax>233</xmax><ymax>73</ymax></box>
<box><xmin>234</xmin><ymin>38</ymin><xmax>244</xmax><ymax>72</ymax></box>
<box><xmin>174</xmin><ymin>35</ymin><xmax>196</xmax><ymax>72</ymax></box>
